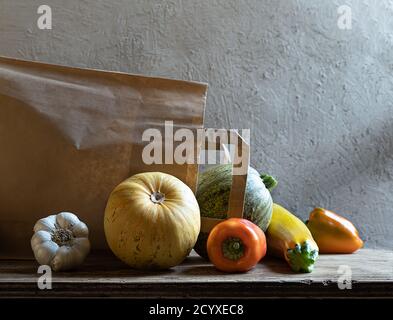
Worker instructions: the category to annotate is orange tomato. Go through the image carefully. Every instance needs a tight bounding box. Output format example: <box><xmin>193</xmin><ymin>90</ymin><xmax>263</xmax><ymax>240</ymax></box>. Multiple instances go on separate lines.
<box><xmin>207</xmin><ymin>218</ymin><xmax>267</xmax><ymax>273</ymax></box>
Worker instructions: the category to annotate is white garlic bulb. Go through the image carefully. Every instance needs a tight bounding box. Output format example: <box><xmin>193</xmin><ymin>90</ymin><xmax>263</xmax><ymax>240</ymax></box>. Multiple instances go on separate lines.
<box><xmin>31</xmin><ymin>212</ymin><xmax>90</xmax><ymax>271</ymax></box>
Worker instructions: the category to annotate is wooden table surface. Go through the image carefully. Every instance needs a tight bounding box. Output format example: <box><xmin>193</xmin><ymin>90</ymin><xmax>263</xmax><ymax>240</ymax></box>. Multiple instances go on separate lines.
<box><xmin>1</xmin><ymin>249</ymin><xmax>392</xmax><ymax>298</ymax></box>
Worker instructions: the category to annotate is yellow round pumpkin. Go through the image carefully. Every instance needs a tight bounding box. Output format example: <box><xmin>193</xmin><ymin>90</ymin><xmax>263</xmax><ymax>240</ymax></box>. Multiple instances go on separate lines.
<box><xmin>104</xmin><ymin>172</ymin><xmax>200</xmax><ymax>269</ymax></box>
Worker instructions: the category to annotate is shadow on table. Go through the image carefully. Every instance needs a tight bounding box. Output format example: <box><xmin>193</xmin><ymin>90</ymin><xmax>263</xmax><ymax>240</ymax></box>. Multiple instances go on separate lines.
<box><xmin>261</xmin><ymin>257</ymin><xmax>294</xmax><ymax>275</ymax></box>
<box><xmin>178</xmin><ymin>255</ymin><xmax>295</xmax><ymax>276</ymax></box>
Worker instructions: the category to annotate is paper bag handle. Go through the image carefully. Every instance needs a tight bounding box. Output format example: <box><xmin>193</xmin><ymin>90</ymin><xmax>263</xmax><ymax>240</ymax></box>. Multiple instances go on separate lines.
<box><xmin>200</xmin><ymin>129</ymin><xmax>250</xmax><ymax>233</ymax></box>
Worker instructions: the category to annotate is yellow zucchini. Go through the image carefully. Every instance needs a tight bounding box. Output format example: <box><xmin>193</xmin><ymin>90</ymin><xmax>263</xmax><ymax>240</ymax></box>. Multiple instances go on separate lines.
<box><xmin>266</xmin><ymin>203</ymin><xmax>319</xmax><ymax>273</ymax></box>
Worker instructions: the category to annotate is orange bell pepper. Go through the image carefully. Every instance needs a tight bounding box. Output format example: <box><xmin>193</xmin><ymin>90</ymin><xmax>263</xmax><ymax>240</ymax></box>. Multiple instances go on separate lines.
<box><xmin>306</xmin><ymin>208</ymin><xmax>363</xmax><ymax>254</ymax></box>
<box><xmin>207</xmin><ymin>218</ymin><xmax>267</xmax><ymax>272</ymax></box>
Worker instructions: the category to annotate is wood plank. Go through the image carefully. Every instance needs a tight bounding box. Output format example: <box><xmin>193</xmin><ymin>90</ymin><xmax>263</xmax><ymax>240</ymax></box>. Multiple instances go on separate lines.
<box><xmin>0</xmin><ymin>249</ymin><xmax>392</xmax><ymax>298</ymax></box>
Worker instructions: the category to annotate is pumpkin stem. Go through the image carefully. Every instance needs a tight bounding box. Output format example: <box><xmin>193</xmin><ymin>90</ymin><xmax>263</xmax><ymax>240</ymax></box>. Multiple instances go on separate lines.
<box><xmin>260</xmin><ymin>174</ymin><xmax>278</xmax><ymax>191</ymax></box>
<box><xmin>150</xmin><ymin>191</ymin><xmax>165</xmax><ymax>204</ymax></box>
<box><xmin>222</xmin><ymin>237</ymin><xmax>244</xmax><ymax>261</ymax></box>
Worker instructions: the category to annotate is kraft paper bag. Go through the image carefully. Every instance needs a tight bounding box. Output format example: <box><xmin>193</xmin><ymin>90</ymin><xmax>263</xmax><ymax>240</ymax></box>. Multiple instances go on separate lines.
<box><xmin>0</xmin><ymin>56</ymin><xmax>207</xmax><ymax>259</ymax></box>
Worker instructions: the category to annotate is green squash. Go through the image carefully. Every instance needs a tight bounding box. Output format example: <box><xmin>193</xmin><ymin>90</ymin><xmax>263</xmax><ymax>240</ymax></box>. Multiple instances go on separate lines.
<box><xmin>194</xmin><ymin>164</ymin><xmax>277</xmax><ymax>259</ymax></box>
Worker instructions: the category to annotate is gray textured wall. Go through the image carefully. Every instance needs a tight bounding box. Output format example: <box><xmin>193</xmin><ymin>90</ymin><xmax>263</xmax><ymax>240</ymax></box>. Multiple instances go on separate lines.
<box><xmin>1</xmin><ymin>0</ymin><xmax>392</xmax><ymax>248</ymax></box>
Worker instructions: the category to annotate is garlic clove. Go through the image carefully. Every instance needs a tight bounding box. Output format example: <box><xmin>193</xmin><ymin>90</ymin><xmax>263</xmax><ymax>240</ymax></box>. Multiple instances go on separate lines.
<box><xmin>51</xmin><ymin>245</ymin><xmax>85</xmax><ymax>271</ymax></box>
<box><xmin>56</xmin><ymin>212</ymin><xmax>81</xmax><ymax>229</ymax></box>
<box><xmin>33</xmin><ymin>215</ymin><xmax>57</xmax><ymax>233</ymax></box>
<box><xmin>70</xmin><ymin>240</ymin><xmax>90</xmax><ymax>268</ymax></box>
<box><xmin>33</xmin><ymin>241</ymin><xmax>59</xmax><ymax>265</ymax></box>
<box><xmin>72</xmin><ymin>221</ymin><xmax>89</xmax><ymax>238</ymax></box>
<box><xmin>71</xmin><ymin>237</ymin><xmax>91</xmax><ymax>257</ymax></box>
<box><xmin>31</xmin><ymin>230</ymin><xmax>52</xmax><ymax>249</ymax></box>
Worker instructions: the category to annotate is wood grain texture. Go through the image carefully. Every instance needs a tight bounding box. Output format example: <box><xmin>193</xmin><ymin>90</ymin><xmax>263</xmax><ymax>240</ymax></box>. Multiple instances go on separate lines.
<box><xmin>0</xmin><ymin>249</ymin><xmax>392</xmax><ymax>298</ymax></box>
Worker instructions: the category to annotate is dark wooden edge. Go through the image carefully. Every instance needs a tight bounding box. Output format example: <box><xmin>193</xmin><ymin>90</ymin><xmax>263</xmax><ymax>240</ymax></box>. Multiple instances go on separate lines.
<box><xmin>1</xmin><ymin>281</ymin><xmax>393</xmax><ymax>298</ymax></box>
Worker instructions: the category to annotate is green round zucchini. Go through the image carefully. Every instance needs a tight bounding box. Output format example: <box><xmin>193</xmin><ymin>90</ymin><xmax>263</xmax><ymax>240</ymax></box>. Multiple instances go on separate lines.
<box><xmin>194</xmin><ymin>164</ymin><xmax>276</xmax><ymax>259</ymax></box>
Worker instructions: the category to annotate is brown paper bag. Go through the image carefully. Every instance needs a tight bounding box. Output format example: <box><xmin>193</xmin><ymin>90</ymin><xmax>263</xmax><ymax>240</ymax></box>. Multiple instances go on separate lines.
<box><xmin>0</xmin><ymin>56</ymin><xmax>207</xmax><ymax>259</ymax></box>
<box><xmin>199</xmin><ymin>130</ymin><xmax>250</xmax><ymax>233</ymax></box>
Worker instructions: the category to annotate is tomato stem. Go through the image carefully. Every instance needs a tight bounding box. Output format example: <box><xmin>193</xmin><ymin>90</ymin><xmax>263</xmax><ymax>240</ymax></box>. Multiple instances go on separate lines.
<box><xmin>222</xmin><ymin>237</ymin><xmax>244</xmax><ymax>260</ymax></box>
